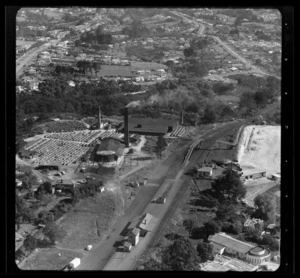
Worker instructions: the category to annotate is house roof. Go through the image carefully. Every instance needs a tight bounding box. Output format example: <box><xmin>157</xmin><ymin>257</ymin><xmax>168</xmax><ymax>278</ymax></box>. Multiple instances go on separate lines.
<box><xmin>209</xmin><ymin>233</ymin><xmax>256</xmax><ymax>254</ymax></box>
<box><xmin>131</xmin><ymin>227</ymin><xmax>140</xmax><ymax>236</ymax></box>
<box><xmin>138</xmin><ymin>213</ymin><xmax>155</xmax><ymax>231</ymax></box>
<box><xmin>197</xmin><ymin>167</ymin><xmax>212</xmax><ymax>172</ymax></box>
<box><xmin>124</xmin><ymin>241</ymin><xmax>132</xmax><ymax>248</ymax></box>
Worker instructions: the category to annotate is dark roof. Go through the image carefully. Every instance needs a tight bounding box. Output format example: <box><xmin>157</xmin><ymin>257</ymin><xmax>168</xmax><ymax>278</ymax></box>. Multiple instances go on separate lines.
<box><xmin>97</xmin><ymin>137</ymin><xmax>124</xmax><ymax>156</ymax></box>
<box><xmin>120</xmin><ymin>117</ymin><xmax>176</xmax><ymax>134</ymax></box>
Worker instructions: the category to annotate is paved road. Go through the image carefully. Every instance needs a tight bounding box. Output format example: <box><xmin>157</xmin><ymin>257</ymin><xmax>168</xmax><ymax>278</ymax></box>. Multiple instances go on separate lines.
<box><xmin>16</xmin><ymin>39</ymin><xmax>60</xmax><ymax>78</ymax></box>
<box><xmin>212</xmin><ymin>36</ymin><xmax>280</xmax><ymax>79</ymax></box>
<box><xmin>170</xmin><ymin>10</ymin><xmax>280</xmax><ymax>80</ymax></box>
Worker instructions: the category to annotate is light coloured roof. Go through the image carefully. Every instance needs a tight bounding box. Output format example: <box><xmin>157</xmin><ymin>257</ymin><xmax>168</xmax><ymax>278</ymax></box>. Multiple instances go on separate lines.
<box><xmin>138</xmin><ymin>213</ymin><xmax>154</xmax><ymax>231</ymax></box>
<box><xmin>197</xmin><ymin>167</ymin><xmax>212</xmax><ymax>172</ymax></box>
<box><xmin>209</xmin><ymin>233</ymin><xmax>256</xmax><ymax>254</ymax></box>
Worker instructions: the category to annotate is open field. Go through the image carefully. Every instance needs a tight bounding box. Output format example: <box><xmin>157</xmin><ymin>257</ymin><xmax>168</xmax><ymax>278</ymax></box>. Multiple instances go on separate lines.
<box><xmin>238</xmin><ymin>125</ymin><xmax>281</xmax><ymax>175</ymax></box>
<box><xmin>130</xmin><ymin>61</ymin><xmax>167</xmax><ymax>71</ymax></box>
<box><xmin>18</xmin><ymin>247</ymin><xmax>83</xmax><ymax>270</ymax></box>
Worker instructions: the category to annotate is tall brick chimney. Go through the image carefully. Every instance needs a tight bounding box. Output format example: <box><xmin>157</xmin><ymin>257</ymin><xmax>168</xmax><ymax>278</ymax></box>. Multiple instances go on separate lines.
<box><xmin>181</xmin><ymin>111</ymin><xmax>184</xmax><ymax>125</ymax></box>
<box><xmin>124</xmin><ymin>107</ymin><xmax>129</xmax><ymax>147</ymax></box>
<box><xmin>98</xmin><ymin>106</ymin><xmax>101</xmax><ymax>129</ymax></box>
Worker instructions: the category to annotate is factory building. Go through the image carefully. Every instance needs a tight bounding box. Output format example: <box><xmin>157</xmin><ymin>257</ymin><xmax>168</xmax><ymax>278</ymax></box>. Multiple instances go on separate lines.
<box><xmin>119</xmin><ymin>107</ymin><xmax>177</xmax><ymax>147</ymax></box>
<box><xmin>95</xmin><ymin>137</ymin><xmax>125</xmax><ymax>166</ymax></box>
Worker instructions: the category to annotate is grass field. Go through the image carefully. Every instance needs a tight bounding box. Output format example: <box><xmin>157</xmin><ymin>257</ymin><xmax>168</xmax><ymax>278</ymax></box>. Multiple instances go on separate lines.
<box><xmin>57</xmin><ymin>192</ymin><xmax>116</xmax><ymax>249</ymax></box>
<box><xmin>130</xmin><ymin>61</ymin><xmax>167</xmax><ymax>71</ymax></box>
<box><xmin>19</xmin><ymin>247</ymin><xmax>83</xmax><ymax>270</ymax></box>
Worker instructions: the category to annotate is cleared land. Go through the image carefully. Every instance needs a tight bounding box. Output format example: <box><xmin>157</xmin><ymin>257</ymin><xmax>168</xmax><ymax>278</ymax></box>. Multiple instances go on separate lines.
<box><xmin>238</xmin><ymin>125</ymin><xmax>281</xmax><ymax>175</ymax></box>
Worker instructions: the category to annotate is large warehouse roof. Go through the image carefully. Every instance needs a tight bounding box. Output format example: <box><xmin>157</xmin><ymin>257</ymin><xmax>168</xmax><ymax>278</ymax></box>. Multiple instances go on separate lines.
<box><xmin>119</xmin><ymin>117</ymin><xmax>176</xmax><ymax>134</ymax></box>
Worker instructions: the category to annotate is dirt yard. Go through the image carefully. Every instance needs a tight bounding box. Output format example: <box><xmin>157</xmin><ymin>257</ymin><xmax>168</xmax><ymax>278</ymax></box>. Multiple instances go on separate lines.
<box><xmin>237</xmin><ymin>125</ymin><xmax>281</xmax><ymax>175</ymax></box>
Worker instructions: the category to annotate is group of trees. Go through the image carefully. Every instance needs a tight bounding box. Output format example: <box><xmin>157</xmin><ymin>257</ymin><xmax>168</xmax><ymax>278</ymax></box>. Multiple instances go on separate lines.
<box><xmin>75</xmin><ymin>26</ymin><xmax>113</xmax><ymax>46</ymax></box>
<box><xmin>255</xmin><ymin>29</ymin><xmax>272</xmax><ymax>41</ymax></box>
<box><xmin>121</xmin><ymin>19</ymin><xmax>150</xmax><ymax>38</ymax></box>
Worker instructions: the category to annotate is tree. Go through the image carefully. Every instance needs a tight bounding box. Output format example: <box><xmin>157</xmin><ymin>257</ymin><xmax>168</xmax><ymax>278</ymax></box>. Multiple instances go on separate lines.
<box><xmin>211</xmin><ymin>169</ymin><xmax>246</xmax><ymax>202</ymax></box>
<box><xmin>202</xmin><ymin>220</ymin><xmax>221</xmax><ymax>240</ymax></box>
<box><xmin>43</xmin><ymin>223</ymin><xmax>66</xmax><ymax>244</ymax></box>
<box><xmin>215</xmin><ymin>202</ymin><xmax>237</xmax><ymax>221</ymax></box>
<box><xmin>184</xmin><ymin>46</ymin><xmax>195</xmax><ymax>58</ymax></box>
<box><xmin>154</xmin><ymin>135</ymin><xmax>168</xmax><ymax>159</ymax></box>
<box><xmin>202</xmin><ymin>105</ymin><xmax>217</xmax><ymax>124</ymax></box>
<box><xmin>239</xmin><ymin>92</ymin><xmax>257</xmax><ymax>112</ymax></box>
<box><xmin>254</xmin><ymin>91</ymin><xmax>269</xmax><ymax>107</ymax></box>
<box><xmin>16</xmin><ymin>195</ymin><xmax>28</xmax><ymax>223</ymax></box>
<box><xmin>261</xmin><ymin>234</ymin><xmax>279</xmax><ymax>251</ymax></box>
<box><xmin>185</xmin><ymin>103</ymin><xmax>200</xmax><ymax>114</ymax></box>
<box><xmin>23</xmin><ymin>235</ymin><xmax>37</xmax><ymax>252</ymax></box>
<box><xmin>183</xmin><ymin>219</ymin><xmax>197</xmax><ymax>236</ymax></box>
<box><xmin>252</xmin><ymin>193</ymin><xmax>276</xmax><ymax>223</ymax></box>
<box><xmin>161</xmin><ymin>238</ymin><xmax>200</xmax><ymax>270</ymax></box>
<box><xmin>196</xmin><ymin>242</ymin><xmax>214</xmax><ymax>263</ymax></box>
<box><xmin>142</xmin><ymin>258</ymin><xmax>170</xmax><ymax>271</ymax></box>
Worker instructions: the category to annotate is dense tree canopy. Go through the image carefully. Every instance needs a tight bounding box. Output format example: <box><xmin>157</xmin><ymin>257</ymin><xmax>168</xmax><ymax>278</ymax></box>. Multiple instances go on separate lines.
<box><xmin>196</xmin><ymin>242</ymin><xmax>214</xmax><ymax>263</ymax></box>
<box><xmin>161</xmin><ymin>238</ymin><xmax>200</xmax><ymax>270</ymax></box>
<box><xmin>211</xmin><ymin>169</ymin><xmax>246</xmax><ymax>202</ymax></box>
<box><xmin>252</xmin><ymin>193</ymin><xmax>276</xmax><ymax>223</ymax></box>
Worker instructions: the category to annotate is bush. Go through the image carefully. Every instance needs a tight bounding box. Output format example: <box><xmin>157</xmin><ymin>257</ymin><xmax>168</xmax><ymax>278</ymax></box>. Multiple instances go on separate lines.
<box><xmin>23</xmin><ymin>235</ymin><xmax>37</xmax><ymax>252</ymax></box>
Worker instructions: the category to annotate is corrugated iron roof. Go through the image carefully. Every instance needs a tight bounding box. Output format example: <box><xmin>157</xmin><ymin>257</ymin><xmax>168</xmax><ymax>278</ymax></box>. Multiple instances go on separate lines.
<box><xmin>209</xmin><ymin>233</ymin><xmax>255</xmax><ymax>254</ymax></box>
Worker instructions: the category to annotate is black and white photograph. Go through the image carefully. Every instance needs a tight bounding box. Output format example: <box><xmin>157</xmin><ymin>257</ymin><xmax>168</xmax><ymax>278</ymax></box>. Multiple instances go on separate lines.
<box><xmin>7</xmin><ymin>6</ymin><xmax>294</xmax><ymax>273</ymax></box>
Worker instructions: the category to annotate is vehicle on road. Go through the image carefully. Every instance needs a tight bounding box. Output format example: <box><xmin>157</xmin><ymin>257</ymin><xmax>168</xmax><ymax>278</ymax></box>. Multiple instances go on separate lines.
<box><xmin>63</xmin><ymin>258</ymin><xmax>81</xmax><ymax>271</ymax></box>
<box><xmin>85</xmin><ymin>245</ymin><xmax>92</xmax><ymax>251</ymax></box>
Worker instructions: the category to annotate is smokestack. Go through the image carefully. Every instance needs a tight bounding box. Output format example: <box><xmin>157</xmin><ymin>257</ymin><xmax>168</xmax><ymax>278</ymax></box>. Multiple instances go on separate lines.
<box><xmin>124</xmin><ymin>108</ymin><xmax>129</xmax><ymax>147</ymax></box>
<box><xmin>98</xmin><ymin>106</ymin><xmax>101</xmax><ymax>129</ymax></box>
<box><xmin>181</xmin><ymin>111</ymin><xmax>184</xmax><ymax>125</ymax></box>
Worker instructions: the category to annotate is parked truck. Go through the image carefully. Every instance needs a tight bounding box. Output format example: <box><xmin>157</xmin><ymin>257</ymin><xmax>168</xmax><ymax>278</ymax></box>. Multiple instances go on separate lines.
<box><xmin>63</xmin><ymin>258</ymin><xmax>80</xmax><ymax>271</ymax></box>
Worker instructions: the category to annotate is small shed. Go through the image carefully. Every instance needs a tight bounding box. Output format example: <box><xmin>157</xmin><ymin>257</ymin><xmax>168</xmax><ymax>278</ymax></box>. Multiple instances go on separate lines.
<box><xmin>123</xmin><ymin>241</ymin><xmax>132</xmax><ymax>252</ymax></box>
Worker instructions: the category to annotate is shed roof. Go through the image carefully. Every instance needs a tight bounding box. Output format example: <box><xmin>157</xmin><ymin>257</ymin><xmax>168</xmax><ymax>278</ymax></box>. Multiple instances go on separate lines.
<box><xmin>209</xmin><ymin>232</ymin><xmax>255</xmax><ymax>254</ymax></box>
<box><xmin>138</xmin><ymin>213</ymin><xmax>155</xmax><ymax>231</ymax></box>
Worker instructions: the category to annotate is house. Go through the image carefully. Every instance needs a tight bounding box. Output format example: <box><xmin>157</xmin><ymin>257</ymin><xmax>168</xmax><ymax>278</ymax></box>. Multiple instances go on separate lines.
<box><xmin>127</xmin><ymin>213</ymin><xmax>156</xmax><ymax>237</ymax></box>
<box><xmin>197</xmin><ymin>167</ymin><xmax>213</xmax><ymax>178</ymax></box>
<box><xmin>123</xmin><ymin>241</ymin><xmax>132</xmax><ymax>252</ymax></box>
<box><xmin>208</xmin><ymin>232</ymin><xmax>271</xmax><ymax>265</ymax></box>
<box><xmin>128</xmin><ymin>227</ymin><xmax>140</xmax><ymax>246</ymax></box>
<box><xmin>16</xmin><ymin>179</ymin><xmax>22</xmax><ymax>187</ymax></box>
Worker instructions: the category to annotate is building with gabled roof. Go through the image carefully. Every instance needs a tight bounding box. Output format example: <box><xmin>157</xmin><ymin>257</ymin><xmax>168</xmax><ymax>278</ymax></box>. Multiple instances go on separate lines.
<box><xmin>208</xmin><ymin>232</ymin><xmax>271</xmax><ymax>265</ymax></box>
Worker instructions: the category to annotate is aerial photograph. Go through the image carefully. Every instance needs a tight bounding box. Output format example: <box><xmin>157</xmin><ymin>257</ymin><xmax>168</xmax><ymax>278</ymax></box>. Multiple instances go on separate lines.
<box><xmin>15</xmin><ymin>7</ymin><xmax>281</xmax><ymax>271</ymax></box>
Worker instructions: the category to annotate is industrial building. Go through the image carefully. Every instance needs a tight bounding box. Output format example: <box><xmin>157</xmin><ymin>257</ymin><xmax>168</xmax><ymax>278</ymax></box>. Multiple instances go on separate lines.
<box><xmin>208</xmin><ymin>232</ymin><xmax>271</xmax><ymax>265</ymax></box>
<box><xmin>95</xmin><ymin>137</ymin><xmax>125</xmax><ymax>166</ymax></box>
<box><xmin>242</xmin><ymin>169</ymin><xmax>267</xmax><ymax>181</ymax></box>
<box><xmin>119</xmin><ymin>107</ymin><xmax>177</xmax><ymax>147</ymax></box>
